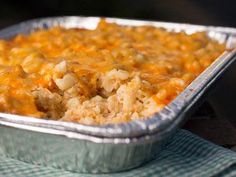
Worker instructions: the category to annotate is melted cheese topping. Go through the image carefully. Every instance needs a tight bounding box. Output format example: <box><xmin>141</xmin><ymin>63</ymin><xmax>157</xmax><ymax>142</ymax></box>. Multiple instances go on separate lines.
<box><xmin>0</xmin><ymin>20</ymin><xmax>225</xmax><ymax>124</ymax></box>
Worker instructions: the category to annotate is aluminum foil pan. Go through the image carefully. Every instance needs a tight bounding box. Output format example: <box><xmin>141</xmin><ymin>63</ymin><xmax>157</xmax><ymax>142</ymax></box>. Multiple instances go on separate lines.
<box><xmin>0</xmin><ymin>16</ymin><xmax>235</xmax><ymax>173</ymax></box>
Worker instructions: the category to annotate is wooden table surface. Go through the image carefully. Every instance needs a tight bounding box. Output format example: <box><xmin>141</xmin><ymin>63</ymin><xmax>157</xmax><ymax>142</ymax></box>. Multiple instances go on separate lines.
<box><xmin>183</xmin><ymin>102</ymin><xmax>236</xmax><ymax>151</ymax></box>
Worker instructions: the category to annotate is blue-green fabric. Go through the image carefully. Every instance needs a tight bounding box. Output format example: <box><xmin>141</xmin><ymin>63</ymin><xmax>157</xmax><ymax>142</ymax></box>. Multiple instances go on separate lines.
<box><xmin>0</xmin><ymin>129</ymin><xmax>236</xmax><ymax>177</ymax></box>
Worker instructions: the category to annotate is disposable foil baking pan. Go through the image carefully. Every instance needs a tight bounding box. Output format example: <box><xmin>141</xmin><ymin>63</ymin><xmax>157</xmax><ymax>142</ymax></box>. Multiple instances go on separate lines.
<box><xmin>0</xmin><ymin>16</ymin><xmax>235</xmax><ymax>173</ymax></box>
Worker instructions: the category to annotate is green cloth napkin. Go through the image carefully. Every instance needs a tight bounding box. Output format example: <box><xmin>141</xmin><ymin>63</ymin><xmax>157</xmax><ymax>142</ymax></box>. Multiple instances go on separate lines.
<box><xmin>0</xmin><ymin>129</ymin><xmax>236</xmax><ymax>177</ymax></box>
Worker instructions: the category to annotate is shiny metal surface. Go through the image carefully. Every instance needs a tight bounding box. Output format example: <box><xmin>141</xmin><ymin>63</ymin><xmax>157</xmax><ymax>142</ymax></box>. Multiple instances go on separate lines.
<box><xmin>0</xmin><ymin>16</ymin><xmax>235</xmax><ymax>173</ymax></box>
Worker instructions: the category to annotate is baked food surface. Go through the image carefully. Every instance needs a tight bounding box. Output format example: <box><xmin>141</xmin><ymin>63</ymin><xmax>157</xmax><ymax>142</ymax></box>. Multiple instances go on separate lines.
<box><xmin>0</xmin><ymin>20</ymin><xmax>225</xmax><ymax>125</ymax></box>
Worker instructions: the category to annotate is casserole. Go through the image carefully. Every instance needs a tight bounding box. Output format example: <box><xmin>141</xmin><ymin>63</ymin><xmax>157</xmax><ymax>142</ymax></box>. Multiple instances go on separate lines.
<box><xmin>0</xmin><ymin>19</ymin><xmax>226</xmax><ymax>125</ymax></box>
<box><xmin>0</xmin><ymin>16</ymin><xmax>235</xmax><ymax>173</ymax></box>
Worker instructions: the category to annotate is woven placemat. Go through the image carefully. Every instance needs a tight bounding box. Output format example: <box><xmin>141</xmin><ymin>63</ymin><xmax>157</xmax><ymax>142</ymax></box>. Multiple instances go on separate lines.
<box><xmin>0</xmin><ymin>129</ymin><xmax>236</xmax><ymax>177</ymax></box>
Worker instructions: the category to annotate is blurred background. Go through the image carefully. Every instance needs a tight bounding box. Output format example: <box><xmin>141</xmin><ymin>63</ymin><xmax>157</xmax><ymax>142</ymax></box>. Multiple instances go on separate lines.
<box><xmin>0</xmin><ymin>0</ymin><xmax>235</xmax><ymax>29</ymax></box>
